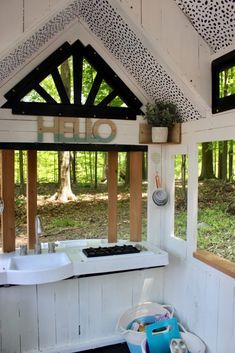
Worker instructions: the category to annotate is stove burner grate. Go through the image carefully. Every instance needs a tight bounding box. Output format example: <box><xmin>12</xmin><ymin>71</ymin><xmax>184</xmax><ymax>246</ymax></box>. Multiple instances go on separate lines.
<box><xmin>82</xmin><ymin>244</ymin><xmax>140</xmax><ymax>258</ymax></box>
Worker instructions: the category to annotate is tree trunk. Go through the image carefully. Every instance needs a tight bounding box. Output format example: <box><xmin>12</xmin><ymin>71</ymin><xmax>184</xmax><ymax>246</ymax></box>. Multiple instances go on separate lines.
<box><xmin>229</xmin><ymin>140</ymin><xmax>233</xmax><ymax>181</ymax></box>
<box><xmin>72</xmin><ymin>151</ymin><xmax>77</xmax><ymax>184</ymax></box>
<box><xmin>199</xmin><ymin>142</ymin><xmax>215</xmax><ymax>180</ymax></box>
<box><xmin>218</xmin><ymin>141</ymin><xmax>228</xmax><ymax>181</ymax></box>
<box><xmin>57</xmin><ymin>151</ymin><xmax>77</xmax><ymax>201</ymax></box>
<box><xmin>51</xmin><ymin>60</ymin><xmax>77</xmax><ymax>201</ymax></box>
<box><xmin>84</xmin><ymin>152</ymin><xmax>88</xmax><ymax>183</ymax></box>
<box><xmin>102</xmin><ymin>152</ymin><xmax>107</xmax><ymax>182</ymax></box>
<box><xmin>181</xmin><ymin>154</ymin><xmax>187</xmax><ymax>209</ymax></box>
<box><xmin>57</xmin><ymin>151</ymin><xmax>61</xmax><ymax>185</ymax></box>
<box><xmin>89</xmin><ymin>152</ymin><xmax>93</xmax><ymax>184</ymax></box>
<box><xmin>19</xmin><ymin>150</ymin><xmax>25</xmax><ymax>195</ymax></box>
<box><xmin>94</xmin><ymin>151</ymin><xmax>98</xmax><ymax>189</ymax></box>
<box><xmin>125</xmin><ymin>152</ymin><xmax>130</xmax><ymax>186</ymax></box>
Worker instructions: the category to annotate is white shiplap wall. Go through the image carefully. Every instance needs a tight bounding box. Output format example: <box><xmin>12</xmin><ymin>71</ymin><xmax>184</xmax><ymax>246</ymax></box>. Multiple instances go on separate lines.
<box><xmin>159</xmin><ymin>111</ymin><xmax>235</xmax><ymax>353</ymax></box>
<box><xmin>114</xmin><ymin>0</ymin><xmax>212</xmax><ymax>107</ymax></box>
<box><xmin>0</xmin><ymin>269</ymin><xmax>164</xmax><ymax>353</ymax></box>
<box><xmin>0</xmin><ymin>0</ymin><xmax>65</xmax><ymax>54</ymax></box>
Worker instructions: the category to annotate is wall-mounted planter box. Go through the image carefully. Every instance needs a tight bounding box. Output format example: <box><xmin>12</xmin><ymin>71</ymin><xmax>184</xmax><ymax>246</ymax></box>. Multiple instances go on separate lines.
<box><xmin>139</xmin><ymin>123</ymin><xmax>181</xmax><ymax>144</ymax></box>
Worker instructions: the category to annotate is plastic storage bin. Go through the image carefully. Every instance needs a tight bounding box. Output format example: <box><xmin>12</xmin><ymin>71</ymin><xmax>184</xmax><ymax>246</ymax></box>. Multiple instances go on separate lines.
<box><xmin>118</xmin><ymin>302</ymin><xmax>173</xmax><ymax>353</ymax></box>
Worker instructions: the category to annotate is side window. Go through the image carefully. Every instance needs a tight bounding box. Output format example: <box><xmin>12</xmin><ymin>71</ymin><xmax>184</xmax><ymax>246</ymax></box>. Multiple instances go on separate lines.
<box><xmin>174</xmin><ymin>154</ymin><xmax>188</xmax><ymax>240</ymax></box>
<box><xmin>197</xmin><ymin>140</ymin><xmax>235</xmax><ymax>262</ymax></box>
<box><xmin>212</xmin><ymin>49</ymin><xmax>235</xmax><ymax>114</ymax></box>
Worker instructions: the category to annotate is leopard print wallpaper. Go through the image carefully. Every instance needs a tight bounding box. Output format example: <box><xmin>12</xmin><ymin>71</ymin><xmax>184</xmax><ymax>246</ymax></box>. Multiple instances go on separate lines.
<box><xmin>1</xmin><ymin>0</ymin><xmax>233</xmax><ymax>121</ymax></box>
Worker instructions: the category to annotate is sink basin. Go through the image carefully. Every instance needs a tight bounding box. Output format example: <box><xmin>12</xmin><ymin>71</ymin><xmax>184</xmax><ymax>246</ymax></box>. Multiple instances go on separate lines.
<box><xmin>7</xmin><ymin>252</ymin><xmax>73</xmax><ymax>285</ymax></box>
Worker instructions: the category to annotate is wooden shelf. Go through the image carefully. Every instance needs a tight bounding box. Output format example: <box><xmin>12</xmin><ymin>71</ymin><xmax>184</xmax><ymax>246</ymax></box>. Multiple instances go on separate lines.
<box><xmin>139</xmin><ymin>123</ymin><xmax>181</xmax><ymax>144</ymax></box>
<box><xmin>193</xmin><ymin>250</ymin><xmax>235</xmax><ymax>279</ymax></box>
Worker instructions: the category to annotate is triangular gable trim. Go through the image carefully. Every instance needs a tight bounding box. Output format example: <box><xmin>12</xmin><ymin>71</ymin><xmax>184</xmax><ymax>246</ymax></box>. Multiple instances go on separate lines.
<box><xmin>2</xmin><ymin>40</ymin><xmax>142</xmax><ymax>120</ymax></box>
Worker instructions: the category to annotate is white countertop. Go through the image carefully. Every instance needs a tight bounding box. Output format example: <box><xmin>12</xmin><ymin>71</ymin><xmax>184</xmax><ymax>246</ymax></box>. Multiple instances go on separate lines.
<box><xmin>0</xmin><ymin>240</ymin><xmax>168</xmax><ymax>285</ymax></box>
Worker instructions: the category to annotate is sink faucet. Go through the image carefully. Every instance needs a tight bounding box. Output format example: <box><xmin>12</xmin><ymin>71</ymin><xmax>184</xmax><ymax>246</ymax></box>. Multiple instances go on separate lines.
<box><xmin>35</xmin><ymin>215</ymin><xmax>43</xmax><ymax>254</ymax></box>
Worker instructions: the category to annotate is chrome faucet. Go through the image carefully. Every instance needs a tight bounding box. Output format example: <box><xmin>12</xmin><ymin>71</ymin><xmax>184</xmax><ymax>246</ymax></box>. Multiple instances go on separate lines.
<box><xmin>35</xmin><ymin>215</ymin><xmax>43</xmax><ymax>254</ymax></box>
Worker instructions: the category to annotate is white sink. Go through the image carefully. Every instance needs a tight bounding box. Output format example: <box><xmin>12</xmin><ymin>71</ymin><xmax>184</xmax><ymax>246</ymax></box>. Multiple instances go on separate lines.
<box><xmin>7</xmin><ymin>252</ymin><xmax>73</xmax><ymax>285</ymax></box>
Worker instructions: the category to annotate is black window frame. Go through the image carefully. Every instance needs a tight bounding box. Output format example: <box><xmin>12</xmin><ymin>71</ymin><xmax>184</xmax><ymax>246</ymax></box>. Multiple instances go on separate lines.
<box><xmin>212</xmin><ymin>49</ymin><xmax>235</xmax><ymax>114</ymax></box>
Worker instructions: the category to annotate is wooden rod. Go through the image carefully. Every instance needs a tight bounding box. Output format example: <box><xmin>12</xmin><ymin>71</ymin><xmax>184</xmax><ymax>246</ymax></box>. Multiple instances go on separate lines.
<box><xmin>130</xmin><ymin>152</ymin><xmax>143</xmax><ymax>242</ymax></box>
<box><xmin>27</xmin><ymin>150</ymin><xmax>37</xmax><ymax>250</ymax></box>
<box><xmin>107</xmin><ymin>151</ymin><xmax>118</xmax><ymax>243</ymax></box>
<box><xmin>1</xmin><ymin>150</ymin><xmax>15</xmax><ymax>252</ymax></box>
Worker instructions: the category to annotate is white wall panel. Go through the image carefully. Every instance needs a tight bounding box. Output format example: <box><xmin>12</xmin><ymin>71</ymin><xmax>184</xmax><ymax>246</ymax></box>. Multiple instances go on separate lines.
<box><xmin>0</xmin><ymin>285</ymin><xmax>38</xmax><ymax>353</ymax></box>
<box><xmin>163</xmin><ymin>256</ymin><xmax>235</xmax><ymax>353</ymax></box>
<box><xmin>37</xmin><ymin>279</ymin><xmax>80</xmax><ymax>350</ymax></box>
<box><xmin>217</xmin><ymin>277</ymin><xmax>235</xmax><ymax>353</ymax></box>
<box><xmin>79</xmin><ymin>269</ymin><xmax>164</xmax><ymax>342</ymax></box>
<box><xmin>0</xmin><ymin>269</ymin><xmax>164</xmax><ymax>353</ymax></box>
<box><xmin>79</xmin><ymin>276</ymin><xmax>104</xmax><ymax>341</ymax></box>
<box><xmin>116</xmin><ymin>0</ymin><xmax>141</xmax><ymax>24</ymax></box>
<box><xmin>0</xmin><ymin>112</ymin><xmax>143</xmax><ymax>145</ymax></box>
<box><xmin>24</xmin><ymin>0</ymin><xmax>51</xmax><ymax>30</ymax></box>
<box><xmin>37</xmin><ymin>284</ymin><xmax>57</xmax><ymax>350</ymax></box>
<box><xmin>161</xmin><ymin>114</ymin><xmax>235</xmax><ymax>353</ymax></box>
<box><xmin>52</xmin><ymin>280</ymin><xmax>80</xmax><ymax>346</ymax></box>
<box><xmin>0</xmin><ymin>0</ymin><xmax>23</xmax><ymax>53</ymax></box>
<box><xmin>118</xmin><ymin>0</ymin><xmax>211</xmax><ymax>106</ymax></box>
<box><xmin>141</xmin><ymin>0</ymin><xmax>163</xmax><ymax>42</ymax></box>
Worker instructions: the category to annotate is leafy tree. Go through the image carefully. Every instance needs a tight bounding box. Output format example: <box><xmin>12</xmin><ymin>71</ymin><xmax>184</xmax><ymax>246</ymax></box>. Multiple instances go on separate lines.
<box><xmin>199</xmin><ymin>142</ymin><xmax>215</xmax><ymax>180</ymax></box>
<box><xmin>58</xmin><ymin>59</ymin><xmax>76</xmax><ymax>201</ymax></box>
<box><xmin>229</xmin><ymin>141</ymin><xmax>234</xmax><ymax>181</ymax></box>
<box><xmin>50</xmin><ymin>58</ymin><xmax>77</xmax><ymax>201</ymax></box>
<box><xmin>219</xmin><ymin>66</ymin><xmax>235</xmax><ymax>98</ymax></box>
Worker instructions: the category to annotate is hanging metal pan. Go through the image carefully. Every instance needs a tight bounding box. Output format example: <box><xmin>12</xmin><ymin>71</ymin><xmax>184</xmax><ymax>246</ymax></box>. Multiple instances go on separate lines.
<box><xmin>152</xmin><ymin>174</ymin><xmax>168</xmax><ymax>206</ymax></box>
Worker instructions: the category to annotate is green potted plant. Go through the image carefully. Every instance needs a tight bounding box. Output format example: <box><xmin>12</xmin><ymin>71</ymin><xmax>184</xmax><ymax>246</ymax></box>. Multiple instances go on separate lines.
<box><xmin>145</xmin><ymin>100</ymin><xmax>179</xmax><ymax>143</ymax></box>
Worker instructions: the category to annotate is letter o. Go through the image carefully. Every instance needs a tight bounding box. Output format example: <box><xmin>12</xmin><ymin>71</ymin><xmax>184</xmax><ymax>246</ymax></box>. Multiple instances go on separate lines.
<box><xmin>92</xmin><ymin>119</ymin><xmax>117</xmax><ymax>142</ymax></box>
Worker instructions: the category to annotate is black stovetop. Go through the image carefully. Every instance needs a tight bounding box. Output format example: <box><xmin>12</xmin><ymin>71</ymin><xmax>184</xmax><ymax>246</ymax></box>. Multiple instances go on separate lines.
<box><xmin>82</xmin><ymin>244</ymin><xmax>140</xmax><ymax>258</ymax></box>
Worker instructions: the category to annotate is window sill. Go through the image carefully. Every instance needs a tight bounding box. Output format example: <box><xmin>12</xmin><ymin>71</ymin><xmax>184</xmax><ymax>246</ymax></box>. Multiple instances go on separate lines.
<box><xmin>193</xmin><ymin>250</ymin><xmax>235</xmax><ymax>279</ymax></box>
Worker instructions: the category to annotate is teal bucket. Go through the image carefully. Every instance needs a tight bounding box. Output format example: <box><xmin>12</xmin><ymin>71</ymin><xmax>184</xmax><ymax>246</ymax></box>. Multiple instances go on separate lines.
<box><xmin>117</xmin><ymin>302</ymin><xmax>173</xmax><ymax>353</ymax></box>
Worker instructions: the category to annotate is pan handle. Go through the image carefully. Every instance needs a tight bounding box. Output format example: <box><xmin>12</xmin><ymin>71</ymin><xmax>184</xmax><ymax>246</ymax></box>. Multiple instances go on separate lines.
<box><xmin>155</xmin><ymin>173</ymin><xmax>161</xmax><ymax>188</ymax></box>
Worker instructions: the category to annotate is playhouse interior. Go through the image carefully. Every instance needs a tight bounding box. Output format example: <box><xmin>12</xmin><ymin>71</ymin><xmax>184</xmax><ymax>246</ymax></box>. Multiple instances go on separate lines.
<box><xmin>0</xmin><ymin>1</ymin><xmax>234</xmax><ymax>353</ymax></box>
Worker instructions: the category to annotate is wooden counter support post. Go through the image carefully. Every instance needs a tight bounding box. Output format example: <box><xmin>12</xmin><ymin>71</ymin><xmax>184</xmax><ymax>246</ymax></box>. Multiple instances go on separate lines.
<box><xmin>108</xmin><ymin>151</ymin><xmax>118</xmax><ymax>243</ymax></box>
<box><xmin>27</xmin><ymin>150</ymin><xmax>37</xmax><ymax>250</ymax></box>
<box><xmin>0</xmin><ymin>150</ymin><xmax>15</xmax><ymax>252</ymax></box>
<box><xmin>130</xmin><ymin>152</ymin><xmax>143</xmax><ymax>242</ymax></box>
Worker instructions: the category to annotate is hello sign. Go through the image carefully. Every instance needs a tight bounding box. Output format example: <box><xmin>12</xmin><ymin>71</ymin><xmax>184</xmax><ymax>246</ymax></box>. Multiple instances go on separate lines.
<box><xmin>37</xmin><ymin>117</ymin><xmax>117</xmax><ymax>143</ymax></box>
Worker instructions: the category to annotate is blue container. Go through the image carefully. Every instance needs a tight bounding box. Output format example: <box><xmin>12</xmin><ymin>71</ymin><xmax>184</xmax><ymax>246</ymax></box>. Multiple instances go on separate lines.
<box><xmin>126</xmin><ymin>340</ymin><xmax>145</xmax><ymax>353</ymax></box>
<box><xmin>145</xmin><ymin>317</ymin><xmax>181</xmax><ymax>353</ymax></box>
<box><xmin>127</xmin><ymin>316</ymin><xmax>160</xmax><ymax>330</ymax></box>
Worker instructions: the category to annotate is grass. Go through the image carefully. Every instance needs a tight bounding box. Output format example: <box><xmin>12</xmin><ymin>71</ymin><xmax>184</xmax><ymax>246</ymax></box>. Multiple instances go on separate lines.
<box><xmin>13</xmin><ymin>183</ymin><xmax>147</xmax><ymax>244</ymax></box>
<box><xmin>174</xmin><ymin>179</ymin><xmax>235</xmax><ymax>261</ymax></box>
<box><xmin>6</xmin><ymin>180</ymin><xmax>235</xmax><ymax>262</ymax></box>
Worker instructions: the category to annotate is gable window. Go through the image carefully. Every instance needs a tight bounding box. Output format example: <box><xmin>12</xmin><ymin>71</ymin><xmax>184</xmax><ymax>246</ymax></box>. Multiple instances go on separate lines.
<box><xmin>2</xmin><ymin>40</ymin><xmax>142</xmax><ymax>120</ymax></box>
<box><xmin>212</xmin><ymin>49</ymin><xmax>235</xmax><ymax>114</ymax></box>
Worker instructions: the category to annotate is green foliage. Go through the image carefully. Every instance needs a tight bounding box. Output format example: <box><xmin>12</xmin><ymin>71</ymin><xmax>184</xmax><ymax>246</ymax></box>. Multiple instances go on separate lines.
<box><xmin>219</xmin><ymin>66</ymin><xmax>235</xmax><ymax>98</ymax></box>
<box><xmin>21</xmin><ymin>55</ymin><xmax>126</xmax><ymax>107</ymax></box>
<box><xmin>52</xmin><ymin>217</ymin><xmax>77</xmax><ymax>228</ymax></box>
<box><xmin>197</xmin><ymin>206</ymin><xmax>235</xmax><ymax>261</ymax></box>
<box><xmin>175</xmin><ymin>210</ymin><xmax>187</xmax><ymax>240</ymax></box>
<box><xmin>14</xmin><ymin>151</ymin><xmax>130</xmax><ymax>185</ymax></box>
<box><xmin>22</xmin><ymin>89</ymin><xmax>45</xmax><ymax>103</ymax></box>
<box><xmin>145</xmin><ymin>101</ymin><xmax>179</xmax><ymax>127</ymax></box>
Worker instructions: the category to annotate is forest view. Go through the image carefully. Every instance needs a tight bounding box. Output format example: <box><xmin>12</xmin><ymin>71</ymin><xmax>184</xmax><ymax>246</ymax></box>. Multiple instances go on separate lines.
<box><xmin>2</xmin><ymin>52</ymin><xmax>235</xmax><ymax>263</ymax></box>
<box><xmin>14</xmin><ymin>151</ymin><xmax>148</xmax><ymax>245</ymax></box>
<box><xmin>11</xmin><ymin>140</ymin><xmax>235</xmax><ymax>264</ymax></box>
<box><xmin>174</xmin><ymin>141</ymin><xmax>235</xmax><ymax>262</ymax></box>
